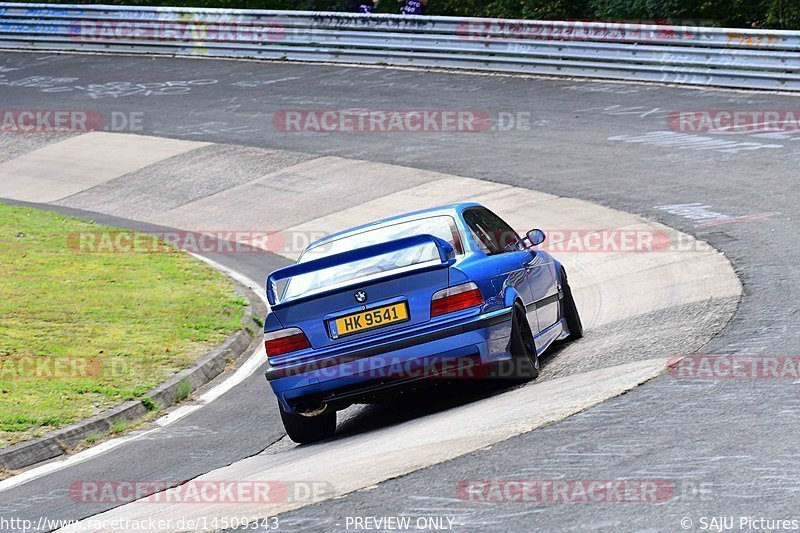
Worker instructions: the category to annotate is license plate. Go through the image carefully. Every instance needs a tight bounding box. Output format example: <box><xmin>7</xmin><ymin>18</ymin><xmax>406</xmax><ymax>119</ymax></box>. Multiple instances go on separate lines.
<box><xmin>331</xmin><ymin>302</ymin><xmax>409</xmax><ymax>338</ymax></box>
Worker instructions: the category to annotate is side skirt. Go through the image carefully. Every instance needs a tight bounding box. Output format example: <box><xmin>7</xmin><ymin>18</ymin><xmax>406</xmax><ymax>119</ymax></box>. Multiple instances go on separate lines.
<box><xmin>533</xmin><ymin>318</ymin><xmax>568</xmax><ymax>356</ymax></box>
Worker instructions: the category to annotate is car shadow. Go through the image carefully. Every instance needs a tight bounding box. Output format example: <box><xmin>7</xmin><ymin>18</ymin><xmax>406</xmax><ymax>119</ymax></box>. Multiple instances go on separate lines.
<box><xmin>333</xmin><ymin>345</ymin><xmax>568</xmax><ymax>439</ymax></box>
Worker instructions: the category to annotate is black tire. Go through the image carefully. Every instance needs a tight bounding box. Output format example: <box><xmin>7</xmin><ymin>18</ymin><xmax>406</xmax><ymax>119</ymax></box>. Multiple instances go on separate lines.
<box><xmin>560</xmin><ymin>266</ymin><xmax>583</xmax><ymax>341</ymax></box>
<box><xmin>506</xmin><ymin>304</ymin><xmax>540</xmax><ymax>381</ymax></box>
<box><xmin>279</xmin><ymin>403</ymin><xmax>337</xmax><ymax>444</ymax></box>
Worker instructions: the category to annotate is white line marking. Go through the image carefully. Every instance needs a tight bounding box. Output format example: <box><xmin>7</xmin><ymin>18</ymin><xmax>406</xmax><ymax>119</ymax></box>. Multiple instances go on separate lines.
<box><xmin>0</xmin><ymin>426</ymin><xmax>161</xmax><ymax>492</ymax></box>
<box><xmin>199</xmin><ymin>346</ymin><xmax>267</xmax><ymax>404</ymax></box>
<box><xmin>153</xmin><ymin>405</ymin><xmax>204</xmax><ymax>427</ymax></box>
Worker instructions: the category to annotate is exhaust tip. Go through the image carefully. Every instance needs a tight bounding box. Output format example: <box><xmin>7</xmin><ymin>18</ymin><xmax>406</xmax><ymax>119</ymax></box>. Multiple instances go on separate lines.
<box><xmin>296</xmin><ymin>401</ymin><xmax>328</xmax><ymax>417</ymax></box>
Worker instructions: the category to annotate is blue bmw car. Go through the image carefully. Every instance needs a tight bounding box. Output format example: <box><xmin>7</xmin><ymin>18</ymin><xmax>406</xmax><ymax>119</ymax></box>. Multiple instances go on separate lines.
<box><xmin>264</xmin><ymin>203</ymin><xmax>582</xmax><ymax>443</ymax></box>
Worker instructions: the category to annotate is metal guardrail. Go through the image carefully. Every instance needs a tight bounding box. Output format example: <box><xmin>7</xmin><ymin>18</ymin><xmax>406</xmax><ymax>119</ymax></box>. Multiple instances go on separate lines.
<box><xmin>1</xmin><ymin>3</ymin><xmax>799</xmax><ymax>91</ymax></box>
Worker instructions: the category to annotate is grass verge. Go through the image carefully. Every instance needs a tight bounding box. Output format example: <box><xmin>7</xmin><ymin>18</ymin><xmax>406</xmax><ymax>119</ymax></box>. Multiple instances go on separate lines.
<box><xmin>0</xmin><ymin>203</ymin><xmax>246</xmax><ymax>447</ymax></box>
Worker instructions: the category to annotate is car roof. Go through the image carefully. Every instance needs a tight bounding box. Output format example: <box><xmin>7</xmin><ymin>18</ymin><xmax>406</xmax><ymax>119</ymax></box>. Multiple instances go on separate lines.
<box><xmin>305</xmin><ymin>202</ymin><xmax>483</xmax><ymax>251</ymax></box>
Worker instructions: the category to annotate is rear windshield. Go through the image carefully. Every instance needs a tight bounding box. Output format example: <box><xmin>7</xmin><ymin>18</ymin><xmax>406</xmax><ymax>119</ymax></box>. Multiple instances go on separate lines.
<box><xmin>281</xmin><ymin>216</ymin><xmax>462</xmax><ymax>302</ymax></box>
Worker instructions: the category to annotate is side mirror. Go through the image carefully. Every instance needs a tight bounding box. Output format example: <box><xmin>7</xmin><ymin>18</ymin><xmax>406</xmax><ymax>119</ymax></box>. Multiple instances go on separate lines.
<box><xmin>527</xmin><ymin>229</ymin><xmax>546</xmax><ymax>247</ymax></box>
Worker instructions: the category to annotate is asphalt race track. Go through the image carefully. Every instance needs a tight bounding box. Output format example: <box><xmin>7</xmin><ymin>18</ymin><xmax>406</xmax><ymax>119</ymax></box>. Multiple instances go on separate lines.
<box><xmin>0</xmin><ymin>51</ymin><xmax>798</xmax><ymax>532</ymax></box>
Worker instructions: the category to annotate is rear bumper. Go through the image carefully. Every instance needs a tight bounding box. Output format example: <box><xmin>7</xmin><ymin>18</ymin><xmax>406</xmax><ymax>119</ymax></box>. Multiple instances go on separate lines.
<box><xmin>266</xmin><ymin>308</ymin><xmax>513</xmax><ymax>412</ymax></box>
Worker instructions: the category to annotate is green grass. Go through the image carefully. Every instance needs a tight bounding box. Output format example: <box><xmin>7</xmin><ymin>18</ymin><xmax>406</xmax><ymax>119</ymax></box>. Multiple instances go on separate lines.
<box><xmin>84</xmin><ymin>433</ymin><xmax>102</xmax><ymax>444</ymax></box>
<box><xmin>108</xmin><ymin>419</ymin><xmax>129</xmax><ymax>435</ymax></box>
<box><xmin>174</xmin><ymin>378</ymin><xmax>192</xmax><ymax>403</ymax></box>
<box><xmin>140</xmin><ymin>396</ymin><xmax>160</xmax><ymax>412</ymax></box>
<box><xmin>0</xmin><ymin>203</ymin><xmax>245</xmax><ymax>447</ymax></box>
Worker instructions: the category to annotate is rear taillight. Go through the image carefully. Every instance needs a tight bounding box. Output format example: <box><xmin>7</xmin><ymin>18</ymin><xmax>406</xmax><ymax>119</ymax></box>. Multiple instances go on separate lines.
<box><xmin>264</xmin><ymin>327</ymin><xmax>310</xmax><ymax>358</ymax></box>
<box><xmin>431</xmin><ymin>282</ymin><xmax>483</xmax><ymax>317</ymax></box>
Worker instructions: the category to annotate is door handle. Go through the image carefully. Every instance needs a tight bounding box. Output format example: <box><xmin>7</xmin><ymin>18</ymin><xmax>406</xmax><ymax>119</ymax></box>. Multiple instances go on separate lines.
<box><xmin>523</xmin><ymin>253</ymin><xmax>538</xmax><ymax>269</ymax></box>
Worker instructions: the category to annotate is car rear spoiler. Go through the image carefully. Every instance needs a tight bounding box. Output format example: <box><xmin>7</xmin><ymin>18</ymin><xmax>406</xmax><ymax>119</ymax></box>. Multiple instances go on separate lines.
<box><xmin>266</xmin><ymin>234</ymin><xmax>456</xmax><ymax>307</ymax></box>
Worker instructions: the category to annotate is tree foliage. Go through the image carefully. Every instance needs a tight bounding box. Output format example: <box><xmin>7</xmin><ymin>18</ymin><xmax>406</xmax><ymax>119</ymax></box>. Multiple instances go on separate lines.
<box><xmin>23</xmin><ymin>0</ymin><xmax>800</xmax><ymax>29</ymax></box>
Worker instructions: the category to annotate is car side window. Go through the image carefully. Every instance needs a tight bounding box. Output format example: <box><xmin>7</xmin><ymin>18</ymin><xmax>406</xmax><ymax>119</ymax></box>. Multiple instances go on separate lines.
<box><xmin>463</xmin><ymin>208</ymin><xmax>519</xmax><ymax>255</ymax></box>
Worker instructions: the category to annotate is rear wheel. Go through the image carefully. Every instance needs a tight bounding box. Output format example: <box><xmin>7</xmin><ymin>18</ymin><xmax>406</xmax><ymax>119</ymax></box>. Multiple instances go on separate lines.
<box><xmin>279</xmin><ymin>403</ymin><xmax>336</xmax><ymax>444</ymax></box>
<box><xmin>506</xmin><ymin>305</ymin><xmax>540</xmax><ymax>381</ymax></box>
<box><xmin>560</xmin><ymin>266</ymin><xmax>583</xmax><ymax>341</ymax></box>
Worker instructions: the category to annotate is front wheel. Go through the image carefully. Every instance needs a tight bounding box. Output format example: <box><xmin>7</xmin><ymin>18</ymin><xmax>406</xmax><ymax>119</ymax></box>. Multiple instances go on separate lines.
<box><xmin>279</xmin><ymin>403</ymin><xmax>336</xmax><ymax>444</ymax></box>
<box><xmin>560</xmin><ymin>266</ymin><xmax>583</xmax><ymax>341</ymax></box>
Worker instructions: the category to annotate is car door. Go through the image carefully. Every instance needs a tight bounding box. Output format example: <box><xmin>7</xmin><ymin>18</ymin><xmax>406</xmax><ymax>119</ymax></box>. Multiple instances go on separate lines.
<box><xmin>524</xmin><ymin>247</ymin><xmax>560</xmax><ymax>331</ymax></box>
<box><xmin>462</xmin><ymin>207</ymin><xmax>540</xmax><ymax>333</ymax></box>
